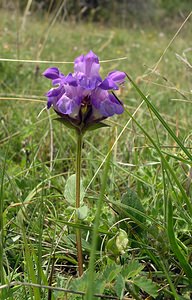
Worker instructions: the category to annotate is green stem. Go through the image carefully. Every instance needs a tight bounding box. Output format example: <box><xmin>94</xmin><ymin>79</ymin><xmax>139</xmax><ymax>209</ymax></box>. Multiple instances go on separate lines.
<box><xmin>76</xmin><ymin>130</ymin><xmax>83</xmax><ymax>276</ymax></box>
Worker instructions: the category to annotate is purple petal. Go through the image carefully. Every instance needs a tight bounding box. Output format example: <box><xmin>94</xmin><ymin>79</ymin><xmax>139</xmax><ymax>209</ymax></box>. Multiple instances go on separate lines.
<box><xmin>64</xmin><ymin>85</ymin><xmax>83</xmax><ymax>106</ymax></box>
<box><xmin>91</xmin><ymin>89</ymin><xmax>124</xmax><ymax>117</ymax></box>
<box><xmin>52</xmin><ymin>78</ymin><xmax>62</xmax><ymax>86</ymax></box>
<box><xmin>74</xmin><ymin>54</ymin><xmax>84</xmax><ymax>65</ymax></box>
<box><xmin>47</xmin><ymin>96</ymin><xmax>54</xmax><ymax>109</ymax></box>
<box><xmin>46</xmin><ymin>86</ymin><xmax>63</xmax><ymax>97</ymax></box>
<box><xmin>46</xmin><ymin>86</ymin><xmax>65</xmax><ymax>109</ymax></box>
<box><xmin>47</xmin><ymin>94</ymin><xmax>60</xmax><ymax>109</ymax></box>
<box><xmin>74</xmin><ymin>54</ymin><xmax>85</xmax><ymax>74</ymax></box>
<box><xmin>99</xmin><ymin>71</ymin><xmax>126</xmax><ymax>90</ymax></box>
<box><xmin>100</xmin><ymin>100</ymin><xmax>116</xmax><ymax>116</ymax></box>
<box><xmin>84</xmin><ymin>51</ymin><xmax>100</xmax><ymax>77</ymax></box>
<box><xmin>99</xmin><ymin>70</ymin><xmax>125</xmax><ymax>90</ymax></box>
<box><xmin>85</xmin><ymin>50</ymin><xmax>99</xmax><ymax>64</ymax></box>
<box><xmin>74</xmin><ymin>50</ymin><xmax>100</xmax><ymax>79</ymax></box>
<box><xmin>91</xmin><ymin>88</ymin><xmax>109</xmax><ymax>109</ymax></box>
<box><xmin>64</xmin><ymin>73</ymin><xmax>77</xmax><ymax>86</ymax></box>
<box><xmin>99</xmin><ymin>78</ymin><xmax>119</xmax><ymax>90</ymax></box>
<box><xmin>78</xmin><ymin>74</ymin><xmax>101</xmax><ymax>90</ymax></box>
<box><xmin>56</xmin><ymin>92</ymin><xmax>81</xmax><ymax>119</ymax></box>
<box><xmin>107</xmin><ymin>70</ymin><xmax>126</xmax><ymax>84</ymax></box>
<box><xmin>57</xmin><ymin>94</ymin><xmax>74</xmax><ymax>114</ymax></box>
<box><xmin>108</xmin><ymin>93</ymin><xmax>124</xmax><ymax>114</ymax></box>
<box><xmin>91</xmin><ymin>89</ymin><xmax>117</xmax><ymax>116</ymax></box>
<box><xmin>52</xmin><ymin>73</ymin><xmax>66</xmax><ymax>85</ymax></box>
<box><xmin>43</xmin><ymin>67</ymin><xmax>60</xmax><ymax>80</ymax></box>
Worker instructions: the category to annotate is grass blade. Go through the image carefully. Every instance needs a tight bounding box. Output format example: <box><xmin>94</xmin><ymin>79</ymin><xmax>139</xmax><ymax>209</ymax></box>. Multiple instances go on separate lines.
<box><xmin>166</xmin><ymin>194</ymin><xmax>192</xmax><ymax>283</ymax></box>
<box><xmin>21</xmin><ymin>228</ymin><xmax>41</xmax><ymax>300</ymax></box>
<box><xmin>85</xmin><ymin>148</ymin><xmax>111</xmax><ymax>299</ymax></box>
<box><xmin>0</xmin><ymin>153</ymin><xmax>7</xmax><ymax>299</ymax></box>
<box><xmin>126</xmin><ymin>73</ymin><xmax>192</xmax><ymax>161</ymax></box>
<box><xmin>124</xmin><ymin>77</ymin><xmax>192</xmax><ymax>217</ymax></box>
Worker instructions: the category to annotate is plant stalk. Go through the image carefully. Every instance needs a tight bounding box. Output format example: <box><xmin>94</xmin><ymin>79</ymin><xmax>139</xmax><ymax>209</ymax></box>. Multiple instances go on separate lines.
<box><xmin>76</xmin><ymin>130</ymin><xmax>83</xmax><ymax>276</ymax></box>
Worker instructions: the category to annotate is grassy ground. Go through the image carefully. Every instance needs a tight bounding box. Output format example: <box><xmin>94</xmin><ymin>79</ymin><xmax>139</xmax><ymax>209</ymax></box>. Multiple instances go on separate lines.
<box><xmin>0</xmin><ymin>8</ymin><xmax>192</xmax><ymax>300</ymax></box>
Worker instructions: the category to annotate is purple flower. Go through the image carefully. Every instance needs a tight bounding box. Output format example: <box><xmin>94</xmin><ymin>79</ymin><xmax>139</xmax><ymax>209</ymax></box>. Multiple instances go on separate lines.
<box><xmin>43</xmin><ymin>51</ymin><xmax>125</xmax><ymax>131</ymax></box>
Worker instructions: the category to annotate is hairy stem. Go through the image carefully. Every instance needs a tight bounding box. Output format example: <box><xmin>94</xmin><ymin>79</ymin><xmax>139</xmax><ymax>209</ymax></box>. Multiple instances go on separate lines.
<box><xmin>76</xmin><ymin>131</ymin><xmax>83</xmax><ymax>276</ymax></box>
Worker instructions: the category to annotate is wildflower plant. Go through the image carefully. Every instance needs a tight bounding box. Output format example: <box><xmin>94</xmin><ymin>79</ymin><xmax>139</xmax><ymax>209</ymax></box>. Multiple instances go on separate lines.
<box><xmin>43</xmin><ymin>50</ymin><xmax>125</xmax><ymax>278</ymax></box>
<box><xmin>43</xmin><ymin>50</ymin><xmax>125</xmax><ymax>132</ymax></box>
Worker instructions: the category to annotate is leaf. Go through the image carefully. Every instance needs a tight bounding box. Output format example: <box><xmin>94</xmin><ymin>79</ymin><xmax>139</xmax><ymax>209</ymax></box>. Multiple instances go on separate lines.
<box><xmin>114</xmin><ymin>274</ymin><xmax>125</xmax><ymax>300</ymax></box>
<box><xmin>70</xmin><ymin>272</ymin><xmax>88</xmax><ymax>292</ymax></box>
<box><xmin>122</xmin><ymin>260</ymin><xmax>144</xmax><ymax>279</ymax></box>
<box><xmin>55</xmin><ymin>118</ymin><xmax>110</xmax><ymax>133</ymax></box>
<box><xmin>84</xmin><ymin>121</ymin><xmax>110</xmax><ymax>132</ymax></box>
<box><xmin>102</xmin><ymin>263</ymin><xmax>122</xmax><ymax>283</ymax></box>
<box><xmin>70</xmin><ymin>271</ymin><xmax>106</xmax><ymax>295</ymax></box>
<box><xmin>64</xmin><ymin>174</ymin><xmax>85</xmax><ymax>206</ymax></box>
<box><xmin>121</xmin><ymin>189</ymin><xmax>145</xmax><ymax>222</ymax></box>
<box><xmin>133</xmin><ymin>276</ymin><xmax>159</xmax><ymax>298</ymax></box>
<box><xmin>54</xmin><ymin>117</ymin><xmax>77</xmax><ymax>130</ymax></box>
<box><xmin>77</xmin><ymin>205</ymin><xmax>88</xmax><ymax>220</ymax></box>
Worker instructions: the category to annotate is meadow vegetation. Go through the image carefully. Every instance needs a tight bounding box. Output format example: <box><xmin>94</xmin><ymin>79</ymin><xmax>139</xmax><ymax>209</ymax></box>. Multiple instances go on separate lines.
<box><xmin>0</xmin><ymin>6</ymin><xmax>192</xmax><ymax>300</ymax></box>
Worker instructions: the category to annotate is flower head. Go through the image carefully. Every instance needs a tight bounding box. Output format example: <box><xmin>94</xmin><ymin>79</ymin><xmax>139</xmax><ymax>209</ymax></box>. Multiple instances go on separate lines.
<box><xmin>43</xmin><ymin>51</ymin><xmax>125</xmax><ymax>131</ymax></box>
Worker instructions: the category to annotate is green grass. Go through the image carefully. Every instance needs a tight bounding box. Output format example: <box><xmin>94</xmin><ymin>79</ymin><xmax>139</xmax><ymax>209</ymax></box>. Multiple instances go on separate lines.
<box><xmin>0</xmin><ymin>7</ymin><xmax>192</xmax><ymax>300</ymax></box>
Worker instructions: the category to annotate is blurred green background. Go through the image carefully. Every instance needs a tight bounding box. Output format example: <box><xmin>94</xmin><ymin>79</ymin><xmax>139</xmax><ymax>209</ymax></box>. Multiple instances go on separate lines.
<box><xmin>1</xmin><ymin>0</ymin><xmax>192</xmax><ymax>26</ymax></box>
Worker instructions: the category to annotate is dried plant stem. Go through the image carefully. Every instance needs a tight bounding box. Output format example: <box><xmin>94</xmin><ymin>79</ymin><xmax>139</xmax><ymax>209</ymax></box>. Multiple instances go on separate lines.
<box><xmin>76</xmin><ymin>131</ymin><xmax>83</xmax><ymax>276</ymax></box>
